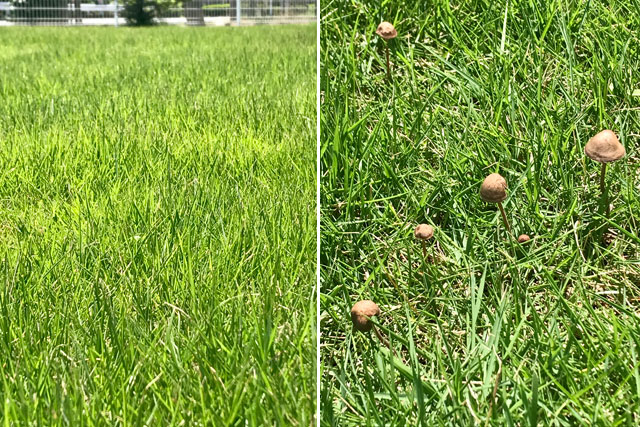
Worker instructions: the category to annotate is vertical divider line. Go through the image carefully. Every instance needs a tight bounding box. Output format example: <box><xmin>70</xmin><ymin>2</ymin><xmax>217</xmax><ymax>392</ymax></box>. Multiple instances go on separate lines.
<box><xmin>315</xmin><ymin>0</ymin><xmax>321</xmax><ymax>423</ymax></box>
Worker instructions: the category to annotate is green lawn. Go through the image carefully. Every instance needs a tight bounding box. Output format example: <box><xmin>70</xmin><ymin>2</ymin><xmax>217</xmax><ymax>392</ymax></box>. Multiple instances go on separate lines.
<box><xmin>321</xmin><ymin>1</ymin><xmax>640</xmax><ymax>425</ymax></box>
<box><xmin>0</xmin><ymin>25</ymin><xmax>316</xmax><ymax>425</ymax></box>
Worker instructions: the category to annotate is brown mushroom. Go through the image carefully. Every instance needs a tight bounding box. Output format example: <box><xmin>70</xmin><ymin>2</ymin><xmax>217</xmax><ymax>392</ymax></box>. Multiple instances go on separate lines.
<box><xmin>517</xmin><ymin>234</ymin><xmax>530</xmax><ymax>243</ymax></box>
<box><xmin>584</xmin><ymin>130</ymin><xmax>625</xmax><ymax>216</ymax></box>
<box><xmin>350</xmin><ymin>300</ymin><xmax>380</xmax><ymax>332</ymax></box>
<box><xmin>376</xmin><ymin>21</ymin><xmax>397</xmax><ymax>79</ymax></box>
<box><xmin>585</xmin><ymin>130</ymin><xmax>625</xmax><ymax>164</ymax></box>
<box><xmin>414</xmin><ymin>224</ymin><xmax>433</xmax><ymax>240</ymax></box>
<box><xmin>480</xmin><ymin>173</ymin><xmax>507</xmax><ymax>203</ymax></box>
<box><xmin>414</xmin><ymin>224</ymin><xmax>434</xmax><ymax>258</ymax></box>
<box><xmin>376</xmin><ymin>22</ymin><xmax>397</xmax><ymax>40</ymax></box>
<box><xmin>480</xmin><ymin>173</ymin><xmax>511</xmax><ymax>233</ymax></box>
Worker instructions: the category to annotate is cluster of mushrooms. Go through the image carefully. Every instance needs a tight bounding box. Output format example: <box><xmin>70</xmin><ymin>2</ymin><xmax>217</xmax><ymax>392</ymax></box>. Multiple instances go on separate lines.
<box><xmin>350</xmin><ymin>21</ymin><xmax>628</xmax><ymax>336</ymax></box>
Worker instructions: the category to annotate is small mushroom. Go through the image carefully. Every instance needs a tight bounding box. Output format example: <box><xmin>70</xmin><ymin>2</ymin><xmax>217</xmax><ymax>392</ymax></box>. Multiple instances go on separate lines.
<box><xmin>584</xmin><ymin>130</ymin><xmax>625</xmax><ymax>164</ymax></box>
<box><xmin>517</xmin><ymin>234</ymin><xmax>530</xmax><ymax>243</ymax></box>
<box><xmin>480</xmin><ymin>173</ymin><xmax>511</xmax><ymax>233</ymax></box>
<box><xmin>376</xmin><ymin>21</ymin><xmax>397</xmax><ymax>79</ymax></box>
<box><xmin>376</xmin><ymin>22</ymin><xmax>397</xmax><ymax>40</ymax></box>
<box><xmin>584</xmin><ymin>130</ymin><xmax>625</xmax><ymax>216</ymax></box>
<box><xmin>350</xmin><ymin>300</ymin><xmax>380</xmax><ymax>332</ymax></box>
<box><xmin>414</xmin><ymin>224</ymin><xmax>434</xmax><ymax>258</ymax></box>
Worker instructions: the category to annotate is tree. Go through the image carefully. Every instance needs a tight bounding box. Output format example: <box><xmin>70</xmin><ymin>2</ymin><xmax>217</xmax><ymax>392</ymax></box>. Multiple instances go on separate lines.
<box><xmin>122</xmin><ymin>0</ymin><xmax>160</xmax><ymax>25</ymax></box>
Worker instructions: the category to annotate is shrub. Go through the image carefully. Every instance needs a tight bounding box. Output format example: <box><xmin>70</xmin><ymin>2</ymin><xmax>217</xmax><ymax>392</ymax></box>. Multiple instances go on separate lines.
<box><xmin>123</xmin><ymin>0</ymin><xmax>160</xmax><ymax>26</ymax></box>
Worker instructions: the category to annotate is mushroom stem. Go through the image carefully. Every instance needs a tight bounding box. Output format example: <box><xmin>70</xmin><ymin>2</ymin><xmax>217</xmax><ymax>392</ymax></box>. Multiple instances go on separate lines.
<box><xmin>421</xmin><ymin>240</ymin><xmax>426</xmax><ymax>259</ymax></box>
<box><xmin>600</xmin><ymin>162</ymin><xmax>607</xmax><ymax>195</ymax></box>
<box><xmin>373</xmin><ymin>326</ymin><xmax>391</xmax><ymax>350</ymax></box>
<box><xmin>385</xmin><ymin>44</ymin><xmax>391</xmax><ymax>79</ymax></box>
<box><xmin>497</xmin><ymin>202</ymin><xmax>511</xmax><ymax>233</ymax></box>
<box><xmin>600</xmin><ymin>162</ymin><xmax>611</xmax><ymax>217</ymax></box>
<box><xmin>384</xmin><ymin>271</ymin><xmax>418</xmax><ymax>316</ymax></box>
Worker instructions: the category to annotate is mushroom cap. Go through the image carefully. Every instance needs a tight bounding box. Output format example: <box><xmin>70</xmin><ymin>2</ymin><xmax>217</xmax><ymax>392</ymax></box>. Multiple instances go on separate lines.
<box><xmin>480</xmin><ymin>173</ymin><xmax>507</xmax><ymax>203</ymax></box>
<box><xmin>350</xmin><ymin>300</ymin><xmax>380</xmax><ymax>332</ymax></box>
<box><xmin>414</xmin><ymin>224</ymin><xmax>434</xmax><ymax>240</ymax></box>
<box><xmin>517</xmin><ymin>234</ymin><xmax>530</xmax><ymax>243</ymax></box>
<box><xmin>376</xmin><ymin>22</ymin><xmax>397</xmax><ymax>40</ymax></box>
<box><xmin>584</xmin><ymin>130</ymin><xmax>625</xmax><ymax>163</ymax></box>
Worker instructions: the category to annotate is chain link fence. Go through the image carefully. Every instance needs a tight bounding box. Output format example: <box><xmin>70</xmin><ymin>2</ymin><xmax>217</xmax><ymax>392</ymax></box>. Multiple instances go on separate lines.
<box><xmin>0</xmin><ymin>0</ymin><xmax>315</xmax><ymax>26</ymax></box>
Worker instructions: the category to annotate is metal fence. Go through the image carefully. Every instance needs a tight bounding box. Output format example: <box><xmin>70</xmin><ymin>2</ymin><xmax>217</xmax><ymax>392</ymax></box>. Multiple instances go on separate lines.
<box><xmin>0</xmin><ymin>0</ymin><xmax>315</xmax><ymax>26</ymax></box>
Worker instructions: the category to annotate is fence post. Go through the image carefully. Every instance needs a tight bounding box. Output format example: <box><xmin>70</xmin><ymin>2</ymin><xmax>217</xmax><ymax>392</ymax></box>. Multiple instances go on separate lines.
<box><xmin>236</xmin><ymin>0</ymin><xmax>240</xmax><ymax>25</ymax></box>
<box><xmin>114</xmin><ymin>0</ymin><xmax>118</xmax><ymax>27</ymax></box>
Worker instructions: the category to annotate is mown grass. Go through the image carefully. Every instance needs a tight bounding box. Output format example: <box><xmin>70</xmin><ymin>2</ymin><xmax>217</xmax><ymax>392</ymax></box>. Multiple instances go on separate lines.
<box><xmin>320</xmin><ymin>1</ymin><xmax>640</xmax><ymax>424</ymax></box>
<box><xmin>0</xmin><ymin>24</ymin><xmax>316</xmax><ymax>425</ymax></box>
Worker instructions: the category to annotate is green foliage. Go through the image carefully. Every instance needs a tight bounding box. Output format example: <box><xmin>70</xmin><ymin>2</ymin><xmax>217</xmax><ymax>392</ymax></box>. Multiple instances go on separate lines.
<box><xmin>123</xmin><ymin>0</ymin><xmax>161</xmax><ymax>25</ymax></box>
<box><xmin>0</xmin><ymin>25</ymin><xmax>316</xmax><ymax>425</ymax></box>
<box><xmin>321</xmin><ymin>0</ymin><xmax>640</xmax><ymax>424</ymax></box>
